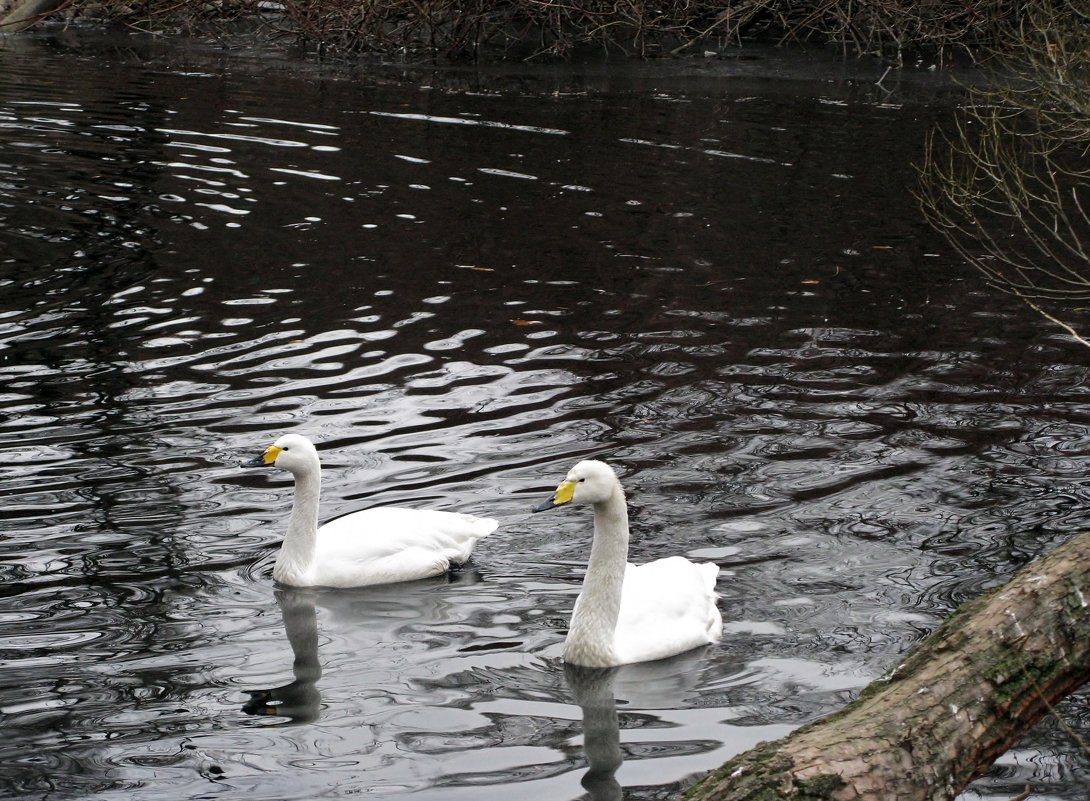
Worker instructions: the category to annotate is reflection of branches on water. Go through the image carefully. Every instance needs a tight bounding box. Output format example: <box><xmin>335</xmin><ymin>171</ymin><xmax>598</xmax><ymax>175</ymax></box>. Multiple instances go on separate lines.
<box><xmin>918</xmin><ymin>2</ymin><xmax>1090</xmax><ymax>347</ymax></box>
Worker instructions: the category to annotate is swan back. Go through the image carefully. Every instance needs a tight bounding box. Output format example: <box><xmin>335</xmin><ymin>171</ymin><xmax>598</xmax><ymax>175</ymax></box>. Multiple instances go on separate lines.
<box><xmin>613</xmin><ymin>558</ymin><xmax>722</xmax><ymax>664</ymax></box>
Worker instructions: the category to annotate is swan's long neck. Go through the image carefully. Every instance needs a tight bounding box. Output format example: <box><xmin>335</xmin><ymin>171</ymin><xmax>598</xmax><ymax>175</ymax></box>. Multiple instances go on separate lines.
<box><xmin>564</xmin><ymin>485</ymin><xmax>629</xmax><ymax>668</ymax></box>
<box><xmin>273</xmin><ymin>462</ymin><xmax>321</xmax><ymax>583</ymax></box>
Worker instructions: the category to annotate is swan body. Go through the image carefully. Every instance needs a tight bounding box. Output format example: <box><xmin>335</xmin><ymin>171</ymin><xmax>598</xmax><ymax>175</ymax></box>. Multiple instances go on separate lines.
<box><xmin>533</xmin><ymin>460</ymin><xmax>721</xmax><ymax>668</ymax></box>
<box><xmin>247</xmin><ymin>434</ymin><xmax>498</xmax><ymax>588</ymax></box>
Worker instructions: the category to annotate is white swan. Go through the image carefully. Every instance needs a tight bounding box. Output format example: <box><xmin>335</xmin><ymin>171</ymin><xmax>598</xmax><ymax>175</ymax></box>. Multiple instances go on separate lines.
<box><xmin>246</xmin><ymin>434</ymin><xmax>498</xmax><ymax>588</ymax></box>
<box><xmin>533</xmin><ymin>460</ymin><xmax>722</xmax><ymax>667</ymax></box>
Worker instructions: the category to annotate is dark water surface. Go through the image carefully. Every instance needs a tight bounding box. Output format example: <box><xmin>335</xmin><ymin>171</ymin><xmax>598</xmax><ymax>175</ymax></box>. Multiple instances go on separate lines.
<box><xmin>2</xmin><ymin>30</ymin><xmax>1089</xmax><ymax>801</ymax></box>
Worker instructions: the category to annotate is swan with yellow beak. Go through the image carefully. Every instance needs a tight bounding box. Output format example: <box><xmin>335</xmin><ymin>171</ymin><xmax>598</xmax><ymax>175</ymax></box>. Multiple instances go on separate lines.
<box><xmin>533</xmin><ymin>459</ymin><xmax>721</xmax><ymax>667</ymax></box>
<box><xmin>246</xmin><ymin>434</ymin><xmax>497</xmax><ymax>588</ymax></box>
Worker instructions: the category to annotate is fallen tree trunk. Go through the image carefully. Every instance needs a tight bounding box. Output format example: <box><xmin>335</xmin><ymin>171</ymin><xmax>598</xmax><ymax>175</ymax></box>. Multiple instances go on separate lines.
<box><xmin>684</xmin><ymin>530</ymin><xmax>1090</xmax><ymax>801</ymax></box>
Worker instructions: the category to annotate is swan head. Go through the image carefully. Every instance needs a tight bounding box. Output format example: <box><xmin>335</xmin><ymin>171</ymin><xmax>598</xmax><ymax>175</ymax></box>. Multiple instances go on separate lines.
<box><xmin>245</xmin><ymin>433</ymin><xmax>320</xmax><ymax>477</ymax></box>
<box><xmin>532</xmin><ymin>460</ymin><xmax>622</xmax><ymax>512</ymax></box>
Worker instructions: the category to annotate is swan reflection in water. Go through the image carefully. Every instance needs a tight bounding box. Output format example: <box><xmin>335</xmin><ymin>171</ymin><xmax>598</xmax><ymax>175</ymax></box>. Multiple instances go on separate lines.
<box><xmin>565</xmin><ymin>648</ymin><xmax>712</xmax><ymax>801</ymax></box>
<box><xmin>238</xmin><ymin>574</ymin><xmax>712</xmax><ymax>799</ymax></box>
<box><xmin>566</xmin><ymin>663</ymin><xmax>623</xmax><ymax>801</ymax></box>
<box><xmin>242</xmin><ymin>570</ymin><xmax>486</xmax><ymax>725</ymax></box>
<box><xmin>242</xmin><ymin>587</ymin><xmax>323</xmax><ymax>724</ymax></box>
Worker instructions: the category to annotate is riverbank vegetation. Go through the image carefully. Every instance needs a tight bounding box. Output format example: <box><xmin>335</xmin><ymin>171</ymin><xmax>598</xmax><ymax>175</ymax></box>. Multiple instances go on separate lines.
<box><xmin>0</xmin><ymin>0</ymin><xmax>1062</xmax><ymax>62</ymax></box>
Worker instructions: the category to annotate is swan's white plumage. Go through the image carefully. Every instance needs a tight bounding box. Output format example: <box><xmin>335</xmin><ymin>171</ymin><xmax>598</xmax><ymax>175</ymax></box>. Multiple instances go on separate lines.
<box><xmin>536</xmin><ymin>460</ymin><xmax>722</xmax><ymax>668</ymax></box>
<box><xmin>252</xmin><ymin>434</ymin><xmax>497</xmax><ymax>588</ymax></box>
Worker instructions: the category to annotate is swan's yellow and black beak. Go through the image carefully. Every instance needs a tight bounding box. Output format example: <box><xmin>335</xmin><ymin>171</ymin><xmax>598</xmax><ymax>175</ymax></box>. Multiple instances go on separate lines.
<box><xmin>532</xmin><ymin>479</ymin><xmax>576</xmax><ymax>513</ymax></box>
<box><xmin>242</xmin><ymin>444</ymin><xmax>281</xmax><ymax>469</ymax></box>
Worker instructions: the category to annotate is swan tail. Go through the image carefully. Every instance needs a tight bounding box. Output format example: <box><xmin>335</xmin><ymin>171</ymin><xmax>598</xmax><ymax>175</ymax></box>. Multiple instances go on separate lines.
<box><xmin>696</xmin><ymin>561</ymin><xmax>723</xmax><ymax>641</ymax></box>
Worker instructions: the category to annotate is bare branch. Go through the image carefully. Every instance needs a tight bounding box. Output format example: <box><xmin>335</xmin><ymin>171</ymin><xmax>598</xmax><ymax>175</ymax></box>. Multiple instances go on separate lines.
<box><xmin>918</xmin><ymin>2</ymin><xmax>1090</xmax><ymax>337</ymax></box>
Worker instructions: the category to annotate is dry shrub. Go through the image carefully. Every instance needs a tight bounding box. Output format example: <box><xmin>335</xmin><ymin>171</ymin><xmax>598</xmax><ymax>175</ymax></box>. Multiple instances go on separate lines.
<box><xmin>54</xmin><ymin>0</ymin><xmax>1030</xmax><ymax>60</ymax></box>
<box><xmin>919</xmin><ymin>1</ymin><xmax>1090</xmax><ymax>305</ymax></box>
<box><xmin>270</xmin><ymin>0</ymin><xmax>1018</xmax><ymax>60</ymax></box>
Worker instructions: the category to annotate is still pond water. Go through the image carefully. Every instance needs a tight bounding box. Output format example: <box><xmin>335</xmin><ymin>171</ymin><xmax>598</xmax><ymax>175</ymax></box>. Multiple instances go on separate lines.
<box><xmin>2</xmin><ymin>28</ymin><xmax>1089</xmax><ymax>801</ymax></box>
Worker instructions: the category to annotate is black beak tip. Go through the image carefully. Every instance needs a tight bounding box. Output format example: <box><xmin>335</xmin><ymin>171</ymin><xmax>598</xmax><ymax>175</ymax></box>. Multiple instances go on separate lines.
<box><xmin>242</xmin><ymin>456</ymin><xmax>268</xmax><ymax>469</ymax></box>
<box><xmin>531</xmin><ymin>498</ymin><xmax>556</xmax><ymax>513</ymax></box>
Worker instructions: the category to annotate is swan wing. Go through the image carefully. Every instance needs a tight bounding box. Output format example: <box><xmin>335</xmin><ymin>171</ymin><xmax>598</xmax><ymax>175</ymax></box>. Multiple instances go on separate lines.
<box><xmin>309</xmin><ymin>507</ymin><xmax>498</xmax><ymax>586</ymax></box>
<box><xmin>307</xmin><ymin>546</ymin><xmax>455</xmax><ymax>588</ymax></box>
<box><xmin>612</xmin><ymin>557</ymin><xmax>722</xmax><ymax>664</ymax></box>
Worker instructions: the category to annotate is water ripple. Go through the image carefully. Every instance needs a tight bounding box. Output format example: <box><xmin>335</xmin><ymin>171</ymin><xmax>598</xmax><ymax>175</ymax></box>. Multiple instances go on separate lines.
<box><xmin>2</xmin><ymin>37</ymin><xmax>1090</xmax><ymax>801</ymax></box>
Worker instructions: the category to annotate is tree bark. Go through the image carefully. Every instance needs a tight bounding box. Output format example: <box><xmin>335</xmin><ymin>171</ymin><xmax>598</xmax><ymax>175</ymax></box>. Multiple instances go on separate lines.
<box><xmin>684</xmin><ymin>530</ymin><xmax>1090</xmax><ymax>801</ymax></box>
<box><xmin>1</xmin><ymin>0</ymin><xmax>66</xmax><ymax>32</ymax></box>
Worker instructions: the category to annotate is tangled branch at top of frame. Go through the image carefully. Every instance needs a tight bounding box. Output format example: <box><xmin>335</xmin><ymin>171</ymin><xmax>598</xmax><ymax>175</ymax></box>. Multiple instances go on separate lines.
<box><xmin>22</xmin><ymin>0</ymin><xmax>1041</xmax><ymax>61</ymax></box>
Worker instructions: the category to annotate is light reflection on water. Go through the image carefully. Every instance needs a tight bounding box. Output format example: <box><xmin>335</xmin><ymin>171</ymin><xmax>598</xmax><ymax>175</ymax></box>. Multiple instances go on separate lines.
<box><xmin>2</xmin><ymin>31</ymin><xmax>1090</xmax><ymax>801</ymax></box>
